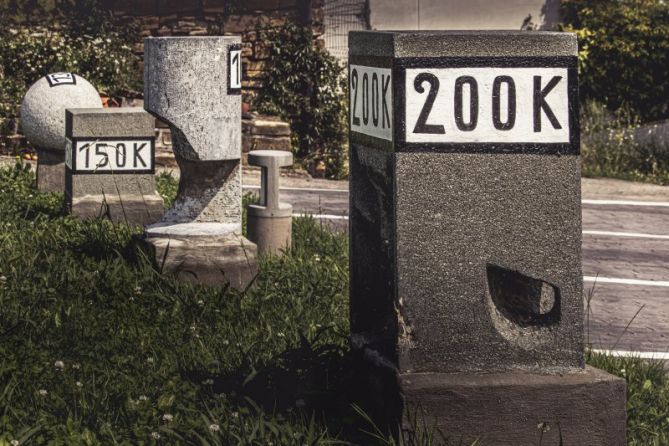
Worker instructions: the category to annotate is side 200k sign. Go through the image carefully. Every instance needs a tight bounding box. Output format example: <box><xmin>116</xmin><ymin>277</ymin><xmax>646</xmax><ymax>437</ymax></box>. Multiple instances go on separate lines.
<box><xmin>350</xmin><ymin>65</ymin><xmax>392</xmax><ymax>141</ymax></box>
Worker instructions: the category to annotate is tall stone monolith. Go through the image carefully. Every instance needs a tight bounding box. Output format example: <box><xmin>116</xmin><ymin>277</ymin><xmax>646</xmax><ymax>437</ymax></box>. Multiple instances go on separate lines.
<box><xmin>348</xmin><ymin>30</ymin><xmax>626</xmax><ymax>444</ymax></box>
<box><xmin>143</xmin><ymin>36</ymin><xmax>256</xmax><ymax>289</ymax></box>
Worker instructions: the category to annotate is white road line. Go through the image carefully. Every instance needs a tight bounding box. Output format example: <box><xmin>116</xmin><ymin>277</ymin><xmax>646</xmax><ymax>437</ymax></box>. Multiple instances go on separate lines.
<box><xmin>245</xmin><ymin>186</ymin><xmax>669</xmax><ymax>207</ymax></box>
<box><xmin>244</xmin><ymin>184</ymin><xmax>349</xmax><ymax>193</ymax></box>
<box><xmin>582</xmin><ymin>199</ymin><xmax>669</xmax><ymax>207</ymax></box>
<box><xmin>292</xmin><ymin>213</ymin><xmax>349</xmax><ymax>220</ymax></box>
<box><xmin>583</xmin><ymin>230</ymin><xmax>669</xmax><ymax>240</ymax></box>
<box><xmin>294</xmin><ymin>215</ymin><xmax>669</xmax><ymax>241</ymax></box>
<box><xmin>584</xmin><ymin>276</ymin><xmax>669</xmax><ymax>287</ymax></box>
<box><xmin>592</xmin><ymin>349</ymin><xmax>669</xmax><ymax>360</ymax></box>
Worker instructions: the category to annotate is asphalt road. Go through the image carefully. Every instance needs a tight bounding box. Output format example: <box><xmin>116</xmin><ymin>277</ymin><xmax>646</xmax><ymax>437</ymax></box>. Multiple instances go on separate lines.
<box><xmin>244</xmin><ymin>174</ymin><xmax>669</xmax><ymax>357</ymax></box>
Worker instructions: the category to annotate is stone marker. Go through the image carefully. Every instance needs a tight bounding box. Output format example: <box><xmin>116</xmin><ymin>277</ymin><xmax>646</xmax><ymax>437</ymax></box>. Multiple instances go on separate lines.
<box><xmin>348</xmin><ymin>31</ymin><xmax>626</xmax><ymax>444</ymax></box>
<box><xmin>143</xmin><ymin>36</ymin><xmax>257</xmax><ymax>289</ymax></box>
<box><xmin>21</xmin><ymin>73</ymin><xmax>102</xmax><ymax>192</ymax></box>
<box><xmin>247</xmin><ymin>150</ymin><xmax>293</xmax><ymax>256</ymax></box>
<box><xmin>64</xmin><ymin>108</ymin><xmax>164</xmax><ymax>225</ymax></box>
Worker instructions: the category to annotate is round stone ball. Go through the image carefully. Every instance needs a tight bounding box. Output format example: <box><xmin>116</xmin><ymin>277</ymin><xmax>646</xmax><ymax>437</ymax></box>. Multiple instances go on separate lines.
<box><xmin>20</xmin><ymin>73</ymin><xmax>102</xmax><ymax>151</ymax></box>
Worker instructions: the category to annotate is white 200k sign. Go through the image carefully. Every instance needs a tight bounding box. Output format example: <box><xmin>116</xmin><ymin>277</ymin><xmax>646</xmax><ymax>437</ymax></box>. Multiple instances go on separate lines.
<box><xmin>350</xmin><ymin>65</ymin><xmax>392</xmax><ymax>141</ymax></box>
<box><xmin>405</xmin><ymin>67</ymin><xmax>570</xmax><ymax>144</ymax></box>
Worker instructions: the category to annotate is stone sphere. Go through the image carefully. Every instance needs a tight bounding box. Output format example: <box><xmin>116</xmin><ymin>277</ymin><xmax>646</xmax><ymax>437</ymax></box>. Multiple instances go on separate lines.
<box><xmin>20</xmin><ymin>73</ymin><xmax>102</xmax><ymax>150</ymax></box>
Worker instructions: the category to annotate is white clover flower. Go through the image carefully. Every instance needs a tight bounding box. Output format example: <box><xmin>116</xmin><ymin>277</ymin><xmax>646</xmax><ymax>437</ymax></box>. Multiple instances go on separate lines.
<box><xmin>209</xmin><ymin>423</ymin><xmax>220</xmax><ymax>432</ymax></box>
<box><xmin>72</xmin><ymin>363</ymin><xmax>81</xmax><ymax>370</ymax></box>
<box><xmin>54</xmin><ymin>360</ymin><xmax>65</xmax><ymax>371</ymax></box>
<box><xmin>197</xmin><ymin>300</ymin><xmax>204</xmax><ymax>306</ymax></box>
<box><xmin>11</xmin><ymin>440</ymin><xmax>19</xmax><ymax>446</ymax></box>
<box><xmin>139</xmin><ymin>395</ymin><xmax>148</xmax><ymax>401</ymax></box>
<box><xmin>147</xmin><ymin>357</ymin><xmax>154</xmax><ymax>364</ymax></box>
<box><xmin>38</xmin><ymin>389</ymin><xmax>48</xmax><ymax>396</ymax></box>
<box><xmin>222</xmin><ymin>340</ymin><xmax>229</xmax><ymax>345</ymax></box>
<box><xmin>76</xmin><ymin>381</ymin><xmax>83</xmax><ymax>388</ymax></box>
<box><xmin>151</xmin><ymin>431</ymin><xmax>161</xmax><ymax>439</ymax></box>
<box><xmin>162</xmin><ymin>413</ymin><xmax>173</xmax><ymax>422</ymax></box>
<box><xmin>134</xmin><ymin>286</ymin><xmax>143</xmax><ymax>295</ymax></box>
<box><xmin>0</xmin><ymin>275</ymin><xmax>7</xmax><ymax>283</ymax></box>
<box><xmin>231</xmin><ymin>411</ymin><xmax>239</xmax><ymax>419</ymax></box>
<box><xmin>313</xmin><ymin>254</ymin><xmax>321</xmax><ymax>262</ymax></box>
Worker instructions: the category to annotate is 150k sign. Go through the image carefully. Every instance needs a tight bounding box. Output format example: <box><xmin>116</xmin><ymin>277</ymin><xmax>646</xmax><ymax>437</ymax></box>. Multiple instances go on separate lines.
<box><xmin>350</xmin><ymin>65</ymin><xmax>392</xmax><ymax>141</ymax></box>
<box><xmin>404</xmin><ymin>67</ymin><xmax>570</xmax><ymax>144</ymax></box>
<box><xmin>67</xmin><ymin>138</ymin><xmax>154</xmax><ymax>173</ymax></box>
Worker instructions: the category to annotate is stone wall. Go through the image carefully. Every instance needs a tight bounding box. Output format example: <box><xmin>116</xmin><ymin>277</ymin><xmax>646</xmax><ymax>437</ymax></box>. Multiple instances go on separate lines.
<box><xmin>110</xmin><ymin>0</ymin><xmax>324</xmax><ymax>103</ymax></box>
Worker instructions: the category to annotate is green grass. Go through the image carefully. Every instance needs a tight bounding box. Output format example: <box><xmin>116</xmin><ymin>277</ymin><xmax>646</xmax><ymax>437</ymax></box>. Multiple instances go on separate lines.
<box><xmin>0</xmin><ymin>164</ymin><xmax>668</xmax><ymax>445</ymax></box>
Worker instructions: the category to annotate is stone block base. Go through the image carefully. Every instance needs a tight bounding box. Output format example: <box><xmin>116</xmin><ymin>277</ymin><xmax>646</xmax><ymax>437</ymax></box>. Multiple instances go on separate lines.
<box><xmin>70</xmin><ymin>194</ymin><xmax>164</xmax><ymax>226</ymax></box>
<box><xmin>401</xmin><ymin>367</ymin><xmax>626</xmax><ymax>446</ymax></box>
<box><xmin>36</xmin><ymin>148</ymin><xmax>65</xmax><ymax>192</ymax></box>
<box><xmin>247</xmin><ymin>214</ymin><xmax>292</xmax><ymax>256</ymax></box>
<box><xmin>143</xmin><ymin>231</ymin><xmax>258</xmax><ymax>290</ymax></box>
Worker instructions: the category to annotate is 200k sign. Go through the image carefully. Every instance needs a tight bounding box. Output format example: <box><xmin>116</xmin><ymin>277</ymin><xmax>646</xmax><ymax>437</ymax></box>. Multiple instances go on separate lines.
<box><xmin>350</xmin><ymin>65</ymin><xmax>392</xmax><ymax>141</ymax></box>
<box><xmin>405</xmin><ymin>67</ymin><xmax>570</xmax><ymax>144</ymax></box>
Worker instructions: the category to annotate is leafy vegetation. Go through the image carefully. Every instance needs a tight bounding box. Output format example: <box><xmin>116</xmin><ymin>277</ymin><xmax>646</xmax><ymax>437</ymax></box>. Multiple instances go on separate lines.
<box><xmin>560</xmin><ymin>0</ymin><xmax>669</xmax><ymax>122</ymax></box>
<box><xmin>0</xmin><ymin>166</ymin><xmax>668</xmax><ymax>445</ymax></box>
<box><xmin>587</xmin><ymin>350</ymin><xmax>669</xmax><ymax>446</ymax></box>
<box><xmin>253</xmin><ymin>21</ymin><xmax>348</xmax><ymax>179</ymax></box>
<box><xmin>0</xmin><ymin>0</ymin><xmax>141</xmax><ymax>152</ymax></box>
<box><xmin>580</xmin><ymin>101</ymin><xmax>669</xmax><ymax>185</ymax></box>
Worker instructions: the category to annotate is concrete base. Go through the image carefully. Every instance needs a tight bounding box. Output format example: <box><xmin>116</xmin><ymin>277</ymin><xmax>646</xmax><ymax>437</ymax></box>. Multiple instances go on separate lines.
<box><xmin>143</xmin><ymin>228</ymin><xmax>258</xmax><ymax>290</ymax></box>
<box><xmin>70</xmin><ymin>194</ymin><xmax>164</xmax><ymax>226</ymax></box>
<box><xmin>400</xmin><ymin>367</ymin><xmax>626</xmax><ymax>445</ymax></box>
<box><xmin>36</xmin><ymin>148</ymin><xmax>65</xmax><ymax>192</ymax></box>
<box><xmin>247</xmin><ymin>214</ymin><xmax>292</xmax><ymax>256</ymax></box>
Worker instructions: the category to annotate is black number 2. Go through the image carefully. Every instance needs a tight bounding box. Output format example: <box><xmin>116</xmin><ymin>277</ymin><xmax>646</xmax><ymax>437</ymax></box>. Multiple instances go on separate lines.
<box><xmin>413</xmin><ymin>73</ymin><xmax>445</xmax><ymax>134</ymax></box>
<box><xmin>351</xmin><ymin>68</ymin><xmax>360</xmax><ymax>126</ymax></box>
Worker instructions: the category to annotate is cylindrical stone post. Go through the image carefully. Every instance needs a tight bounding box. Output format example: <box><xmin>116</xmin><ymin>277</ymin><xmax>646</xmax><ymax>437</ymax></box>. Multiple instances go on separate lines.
<box><xmin>142</xmin><ymin>37</ymin><xmax>257</xmax><ymax>289</ymax></box>
<box><xmin>247</xmin><ymin>150</ymin><xmax>293</xmax><ymax>256</ymax></box>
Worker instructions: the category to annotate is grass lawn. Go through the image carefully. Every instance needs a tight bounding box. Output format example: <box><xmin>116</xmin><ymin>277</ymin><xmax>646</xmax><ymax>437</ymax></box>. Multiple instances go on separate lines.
<box><xmin>0</xmin><ymin>164</ymin><xmax>667</xmax><ymax>445</ymax></box>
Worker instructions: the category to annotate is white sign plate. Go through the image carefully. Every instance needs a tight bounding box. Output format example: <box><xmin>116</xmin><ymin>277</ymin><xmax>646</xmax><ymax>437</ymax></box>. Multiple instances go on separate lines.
<box><xmin>229</xmin><ymin>48</ymin><xmax>242</xmax><ymax>93</ymax></box>
<box><xmin>71</xmin><ymin>139</ymin><xmax>153</xmax><ymax>173</ymax></box>
<box><xmin>405</xmin><ymin>67</ymin><xmax>570</xmax><ymax>144</ymax></box>
<box><xmin>350</xmin><ymin>65</ymin><xmax>393</xmax><ymax>141</ymax></box>
<box><xmin>46</xmin><ymin>72</ymin><xmax>76</xmax><ymax>87</ymax></box>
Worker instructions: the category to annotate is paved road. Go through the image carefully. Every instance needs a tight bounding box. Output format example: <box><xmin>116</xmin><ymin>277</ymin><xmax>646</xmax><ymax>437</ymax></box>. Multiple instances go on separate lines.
<box><xmin>244</xmin><ymin>174</ymin><xmax>669</xmax><ymax>357</ymax></box>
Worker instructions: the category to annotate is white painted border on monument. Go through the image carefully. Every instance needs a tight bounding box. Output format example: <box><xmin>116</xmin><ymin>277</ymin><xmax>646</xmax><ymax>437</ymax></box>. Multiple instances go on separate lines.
<box><xmin>405</xmin><ymin>67</ymin><xmax>570</xmax><ymax>143</ymax></box>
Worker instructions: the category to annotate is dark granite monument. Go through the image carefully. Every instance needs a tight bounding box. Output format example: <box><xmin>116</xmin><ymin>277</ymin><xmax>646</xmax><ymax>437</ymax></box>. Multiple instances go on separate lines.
<box><xmin>348</xmin><ymin>30</ymin><xmax>626</xmax><ymax>444</ymax></box>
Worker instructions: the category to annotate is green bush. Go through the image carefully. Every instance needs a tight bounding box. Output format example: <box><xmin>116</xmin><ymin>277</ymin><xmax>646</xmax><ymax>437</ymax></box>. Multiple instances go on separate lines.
<box><xmin>560</xmin><ymin>0</ymin><xmax>669</xmax><ymax>122</ymax></box>
<box><xmin>581</xmin><ymin>100</ymin><xmax>669</xmax><ymax>184</ymax></box>
<box><xmin>0</xmin><ymin>1</ymin><xmax>141</xmax><ymax>150</ymax></box>
<box><xmin>253</xmin><ymin>22</ymin><xmax>348</xmax><ymax>179</ymax></box>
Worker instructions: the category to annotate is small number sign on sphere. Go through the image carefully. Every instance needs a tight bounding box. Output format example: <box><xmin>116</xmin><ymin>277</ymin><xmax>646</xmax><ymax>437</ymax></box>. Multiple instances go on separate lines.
<box><xmin>20</xmin><ymin>73</ymin><xmax>102</xmax><ymax>151</ymax></box>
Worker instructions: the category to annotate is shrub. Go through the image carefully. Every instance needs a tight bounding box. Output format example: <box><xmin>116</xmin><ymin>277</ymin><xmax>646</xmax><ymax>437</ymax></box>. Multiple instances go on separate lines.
<box><xmin>560</xmin><ymin>0</ymin><xmax>669</xmax><ymax>122</ymax></box>
<box><xmin>0</xmin><ymin>1</ymin><xmax>141</xmax><ymax>151</ymax></box>
<box><xmin>253</xmin><ymin>22</ymin><xmax>348</xmax><ymax>179</ymax></box>
<box><xmin>581</xmin><ymin>100</ymin><xmax>669</xmax><ymax>184</ymax></box>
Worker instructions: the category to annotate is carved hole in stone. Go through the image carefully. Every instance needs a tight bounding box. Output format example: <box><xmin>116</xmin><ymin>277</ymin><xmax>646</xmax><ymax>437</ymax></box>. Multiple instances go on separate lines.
<box><xmin>486</xmin><ymin>264</ymin><xmax>560</xmax><ymax>327</ymax></box>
